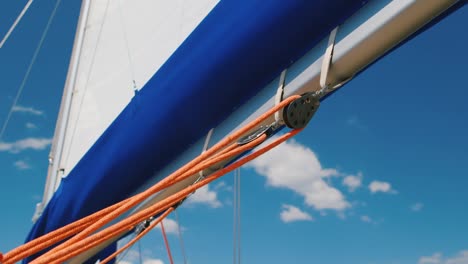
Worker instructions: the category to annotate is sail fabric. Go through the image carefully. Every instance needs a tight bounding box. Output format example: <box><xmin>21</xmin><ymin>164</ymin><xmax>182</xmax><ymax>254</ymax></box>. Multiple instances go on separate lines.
<box><xmin>26</xmin><ymin>0</ymin><xmax>369</xmax><ymax>262</ymax></box>
<box><xmin>49</xmin><ymin>0</ymin><xmax>219</xmax><ymax>191</ymax></box>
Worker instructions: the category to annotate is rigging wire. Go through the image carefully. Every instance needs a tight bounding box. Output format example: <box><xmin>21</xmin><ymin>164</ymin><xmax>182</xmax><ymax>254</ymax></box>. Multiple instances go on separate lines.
<box><xmin>238</xmin><ymin>168</ymin><xmax>241</xmax><ymax>264</ymax></box>
<box><xmin>233</xmin><ymin>169</ymin><xmax>237</xmax><ymax>264</ymax></box>
<box><xmin>0</xmin><ymin>0</ymin><xmax>34</xmax><ymax>48</ymax></box>
<box><xmin>137</xmin><ymin>239</ymin><xmax>143</xmax><ymax>264</ymax></box>
<box><xmin>232</xmin><ymin>168</ymin><xmax>241</xmax><ymax>264</ymax></box>
<box><xmin>101</xmin><ymin>208</ymin><xmax>174</xmax><ymax>264</ymax></box>
<box><xmin>174</xmin><ymin>210</ymin><xmax>188</xmax><ymax>264</ymax></box>
<box><xmin>114</xmin><ymin>234</ymin><xmax>137</xmax><ymax>263</ymax></box>
<box><xmin>117</xmin><ymin>0</ymin><xmax>138</xmax><ymax>91</ymax></box>
<box><xmin>0</xmin><ymin>0</ymin><xmax>62</xmax><ymax>142</ymax></box>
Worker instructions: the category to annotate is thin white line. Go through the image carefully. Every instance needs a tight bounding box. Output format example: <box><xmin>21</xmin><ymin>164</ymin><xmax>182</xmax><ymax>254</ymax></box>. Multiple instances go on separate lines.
<box><xmin>233</xmin><ymin>169</ymin><xmax>237</xmax><ymax>264</ymax></box>
<box><xmin>237</xmin><ymin>168</ymin><xmax>241</xmax><ymax>264</ymax></box>
<box><xmin>0</xmin><ymin>0</ymin><xmax>61</xmax><ymax>141</ymax></box>
<box><xmin>117</xmin><ymin>0</ymin><xmax>138</xmax><ymax>90</ymax></box>
<box><xmin>174</xmin><ymin>210</ymin><xmax>188</xmax><ymax>264</ymax></box>
<box><xmin>0</xmin><ymin>0</ymin><xmax>34</xmax><ymax>48</ymax></box>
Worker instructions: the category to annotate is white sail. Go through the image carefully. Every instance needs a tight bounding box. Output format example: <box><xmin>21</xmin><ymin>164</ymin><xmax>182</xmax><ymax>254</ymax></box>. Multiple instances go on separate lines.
<box><xmin>19</xmin><ymin>0</ymin><xmax>460</xmax><ymax>262</ymax></box>
<box><xmin>36</xmin><ymin>0</ymin><xmax>219</xmax><ymax>219</ymax></box>
<box><xmin>67</xmin><ymin>0</ymin><xmax>461</xmax><ymax>261</ymax></box>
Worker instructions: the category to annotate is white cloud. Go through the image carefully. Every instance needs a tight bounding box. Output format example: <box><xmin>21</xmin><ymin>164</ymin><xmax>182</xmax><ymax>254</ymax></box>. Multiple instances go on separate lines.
<box><xmin>25</xmin><ymin>122</ymin><xmax>37</xmax><ymax>129</ymax></box>
<box><xmin>118</xmin><ymin>248</ymin><xmax>140</xmax><ymax>262</ymax></box>
<box><xmin>246</xmin><ymin>136</ymin><xmax>350</xmax><ymax>211</ymax></box>
<box><xmin>186</xmin><ymin>185</ymin><xmax>222</xmax><ymax>208</ymax></box>
<box><xmin>118</xmin><ymin>257</ymin><xmax>164</xmax><ymax>264</ymax></box>
<box><xmin>280</xmin><ymin>204</ymin><xmax>313</xmax><ymax>223</ymax></box>
<box><xmin>12</xmin><ymin>105</ymin><xmax>44</xmax><ymax>116</ymax></box>
<box><xmin>0</xmin><ymin>137</ymin><xmax>52</xmax><ymax>153</ymax></box>
<box><xmin>14</xmin><ymin>160</ymin><xmax>30</xmax><ymax>170</ymax></box>
<box><xmin>214</xmin><ymin>180</ymin><xmax>232</xmax><ymax>192</ymax></box>
<box><xmin>446</xmin><ymin>250</ymin><xmax>468</xmax><ymax>264</ymax></box>
<box><xmin>155</xmin><ymin>218</ymin><xmax>180</xmax><ymax>235</ymax></box>
<box><xmin>411</xmin><ymin>202</ymin><xmax>424</xmax><ymax>212</ymax></box>
<box><xmin>144</xmin><ymin>259</ymin><xmax>164</xmax><ymax>264</ymax></box>
<box><xmin>342</xmin><ymin>172</ymin><xmax>362</xmax><ymax>192</ymax></box>
<box><xmin>360</xmin><ymin>215</ymin><xmax>372</xmax><ymax>223</ymax></box>
<box><xmin>368</xmin><ymin>180</ymin><xmax>396</xmax><ymax>194</ymax></box>
<box><xmin>419</xmin><ymin>253</ymin><xmax>442</xmax><ymax>264</ymax></box>
<box><xmin>419</xmin><ymin>250</ymin><xmax>468</xmax><ymax>264</ymax></box>
<box><xmin>115</xmin><ymin>249</ymin><xmax>164</xmax><ymax>264</ymax></box>
<box><xmin>214</xmin><ymin>181</ymin><xmax>226</xmax><ymax>190</ymax></box>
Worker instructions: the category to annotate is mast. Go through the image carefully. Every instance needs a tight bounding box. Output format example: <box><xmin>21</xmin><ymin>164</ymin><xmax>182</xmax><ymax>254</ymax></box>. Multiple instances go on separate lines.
<box><xmin>34</xmin><ymin>0</ymin><xmax>92</xmax><ymax>222</ymax></box>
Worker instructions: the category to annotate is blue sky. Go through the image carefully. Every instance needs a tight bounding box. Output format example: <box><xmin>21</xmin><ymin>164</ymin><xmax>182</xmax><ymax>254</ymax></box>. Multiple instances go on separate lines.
<box><xmin>0</xmin><ymin>1</ymin><xmax>467</xmax><ymax>264</ymax></box>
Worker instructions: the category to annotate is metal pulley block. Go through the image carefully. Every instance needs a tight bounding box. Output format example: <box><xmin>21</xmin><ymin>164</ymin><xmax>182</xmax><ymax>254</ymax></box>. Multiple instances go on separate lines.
<box><xmin>282</xmin><ymin>93</ymin><xmax>320</xmax><ymax>129</ymax></box>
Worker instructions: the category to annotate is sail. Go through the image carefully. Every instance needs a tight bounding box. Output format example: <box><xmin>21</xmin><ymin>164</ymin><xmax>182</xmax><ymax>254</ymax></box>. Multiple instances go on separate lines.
<box><xmin>38</xmin><ymin>0</ymin><xmax>219</xmax><ymax>213</ymax></box>
<box><xmin>24</xmin><ymin>0</ymin><xmax>466</xmax><ymax>263</ymax></box>
<box><xmin>28</xmin><ymin>1</ymin><xmax>371</xmax><ymax>262</ymax></box>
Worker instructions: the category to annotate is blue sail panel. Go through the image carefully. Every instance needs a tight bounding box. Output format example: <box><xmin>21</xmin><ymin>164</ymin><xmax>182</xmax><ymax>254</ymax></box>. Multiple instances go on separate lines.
<box><xmin>26</xmin><ymin>0</ymin><xmax>368</xmax><ymax>262</ymax></box>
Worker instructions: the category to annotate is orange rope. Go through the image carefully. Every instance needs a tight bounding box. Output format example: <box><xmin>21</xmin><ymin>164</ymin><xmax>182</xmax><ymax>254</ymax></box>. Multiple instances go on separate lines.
<box><xmin>99</xmin><ymin>208</ymin><xmax>174</xmax><ymax>264</ymax></box>
<box><xmin>3</xmin><ymin>199</ymin><xmax>129</xmax><ymax>264</ymax></box>
<box><xmin>1</xmin><ymin>94</ymin><xmax>302</xmax><ymax>264</ymax></box>
<box><xmin>35</xmin><ymin>95</ymin><xmax>300</xmax><ymax>263</ymax></box>
<box><xmin>160</xmin><ymin>218</ymin><xmax>174</xmax><ymax>264</ymax></box>
<box><xmin>41</xmin><ymin>129</ymin><xmax>299</xmax><ymax>264</ymax></box>
<box><xmin>32</xmin><ymin>136</ymin><xmax>267</xmax><ymax>264</ymax></box>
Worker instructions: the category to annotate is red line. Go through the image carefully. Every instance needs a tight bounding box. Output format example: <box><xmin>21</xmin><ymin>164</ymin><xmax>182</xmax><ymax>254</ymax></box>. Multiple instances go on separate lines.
<box><xmin>161</xmin><ymin>220</ymin><xmax>174</xmax><ymax>264</ymax></box>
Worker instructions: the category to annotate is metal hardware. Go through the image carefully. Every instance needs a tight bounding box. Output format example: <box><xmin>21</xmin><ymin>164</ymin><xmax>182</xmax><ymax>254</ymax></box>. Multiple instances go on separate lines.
<box><xmin>237</xmin><ymin>124</ymin><xmax>274</xmax><ymax>145</ymax></box>
<box><xmin>283</xmin><ymin>93</ymin><xmax>320</xmax><ymax>129</ymax></box>
<box><xmin>135</xmin><ymin>216</ymin><xmax>154</xmax><ymax>234</ymax></box>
